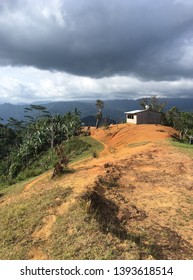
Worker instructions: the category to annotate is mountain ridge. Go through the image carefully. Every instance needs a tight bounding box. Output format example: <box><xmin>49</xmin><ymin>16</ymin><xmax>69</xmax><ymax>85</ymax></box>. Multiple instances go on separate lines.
<box><xmin>0</xmin><ymin>98</ymin><xmax>193</xmax><ymax>123</ymax></box>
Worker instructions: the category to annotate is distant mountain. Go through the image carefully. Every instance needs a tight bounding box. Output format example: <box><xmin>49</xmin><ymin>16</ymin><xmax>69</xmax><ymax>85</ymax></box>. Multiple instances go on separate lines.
<box><xmin>0</xmin><ymin>98</ymin><xmax>192</xmax><ymax>124</ymax></box>
<box><xmin>81</xmin><ymin>116</ymin><xmax>117</xmax><ymax>126</ymax></box>
<box><xmin>162</xmin><ymin>98</ymin><xmax>193</xmax><ymax>111</ymax></box>
<box><xmin>31</xmin><ymin>100</ymin><xmax>53</xmax><ymax>105</ymax></box>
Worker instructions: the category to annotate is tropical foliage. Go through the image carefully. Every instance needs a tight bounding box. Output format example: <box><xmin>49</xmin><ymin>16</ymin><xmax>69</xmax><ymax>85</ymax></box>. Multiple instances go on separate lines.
<box><xmin>0</xmin><ymin>105</ymin><xmax>82</xmax><ymax>184</ymax></box>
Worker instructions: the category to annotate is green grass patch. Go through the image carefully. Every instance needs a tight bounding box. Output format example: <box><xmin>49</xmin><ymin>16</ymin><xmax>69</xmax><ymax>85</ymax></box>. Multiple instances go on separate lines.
<box><xmin>169</xmin><ymin>139</ymin><xmax>193</xmax><ymax>157</ymax></box>
<box><xmin>69</xmin><ymin>136</ymin><xmax>104</xmax><ymax>164</ymax></box>
<box><xmin>80</xmin><ymin>136</ymin><xmax>104</xmax><ymax>154</ymax></box>
<box><xmin>128</xmin><ymin>141</ymin><xmax>150</xmax><ymax>148</ymax></box>
<box><xmin>0</xmin><ymin>186</ymin><xmax>72</xmax><ymax>259</ymax></box>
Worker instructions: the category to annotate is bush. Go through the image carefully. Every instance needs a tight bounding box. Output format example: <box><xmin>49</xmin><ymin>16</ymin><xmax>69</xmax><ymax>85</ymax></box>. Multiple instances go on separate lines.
<box><xmin>104</xmin><ymin>163</ymin><xmax>112</xmax><ymax>168</ymax></box>
<box><xmin>92</xmin><ymin>150</ymin><xmax>99</xmax><ymax>158</ymax></box>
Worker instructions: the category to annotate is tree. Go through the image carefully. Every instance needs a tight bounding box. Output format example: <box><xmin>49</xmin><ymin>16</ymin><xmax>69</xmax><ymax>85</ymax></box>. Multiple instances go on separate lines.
<box><xmin>165</xmin><ymin>107</ymin><xmax>193</xmax><ymax>139</ymax></box>
<box><xmin>139</xmin><ymin>95</ymin><xmax>166</xmax><ymax>112</ymax></box>
<box><xmin>95</xmin><ymin>99</ymin><xmax>104</xmax><ymax>129</ymax></box>
<box><xmin>165</xmin><ymin>106</ymin><xmax>180</xmax><ymax>127</ymax></box>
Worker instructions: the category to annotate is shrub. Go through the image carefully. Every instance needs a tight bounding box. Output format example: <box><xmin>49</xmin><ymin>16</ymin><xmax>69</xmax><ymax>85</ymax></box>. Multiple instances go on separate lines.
<box><xmin>104</xmin><ymin>163</ymin><xmax>112</xmax><ymax>168</ymax></box>
<box><xmin>92</xmin><ymin>150</ymin><xmax>99</xmax><ymax>158</ymax></box>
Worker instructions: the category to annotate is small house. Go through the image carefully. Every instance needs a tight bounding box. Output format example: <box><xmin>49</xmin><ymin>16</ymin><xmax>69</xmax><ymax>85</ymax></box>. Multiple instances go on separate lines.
<box><xmin>125</xmin><ymin>107</ymin><xmax>161</xmax><ymax>125</ymax></box>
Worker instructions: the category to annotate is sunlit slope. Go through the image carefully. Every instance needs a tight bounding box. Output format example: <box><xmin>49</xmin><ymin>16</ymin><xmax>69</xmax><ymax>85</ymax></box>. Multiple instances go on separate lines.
<box><xmin>91</xmin><ymin>124</ymin><xmax>176</xmax><ymax>152</ymax></box>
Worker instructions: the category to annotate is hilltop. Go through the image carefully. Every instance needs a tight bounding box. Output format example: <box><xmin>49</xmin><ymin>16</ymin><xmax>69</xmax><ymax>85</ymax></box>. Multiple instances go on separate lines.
<box><xmin>0</xmin><ymin>124</ymin><xmax>193</xmax><ymax>260</ymax></box>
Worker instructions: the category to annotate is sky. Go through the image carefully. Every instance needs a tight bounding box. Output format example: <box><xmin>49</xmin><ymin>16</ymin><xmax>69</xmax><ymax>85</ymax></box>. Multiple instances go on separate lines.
<box><xmin>0</xmin><ymin>0</ymin><xmax>193</xmax><ymax>104</ymax></box>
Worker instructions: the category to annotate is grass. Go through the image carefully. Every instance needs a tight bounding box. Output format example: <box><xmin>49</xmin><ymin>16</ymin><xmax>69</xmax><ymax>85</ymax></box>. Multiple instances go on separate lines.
<box><xmin>80</xmin><ymin>136</ymin><xmax>104</xmax><ymax>155</ymax></box>
<box><xmin>45</xmin><ymin>202</ymin><xmax>139</xmax><ymax>260</ymax></box>
<box><xmin>0</xmin><ymin>178</ymin><xmax>32</xmax><ymax>197</ymax></box>
<box><xmin>68</xmin><ymin>136</ymin><xmax>104</xmax><ymax>164</ymax></box>
<box><xmin>128</xmin><ymin>141</ymin><xmax>150</xmax><ymax>148</ymax></box>
<box><xmin>169</xmin><ymin>138</ymin><xmax>193</xmax><ymax>157</ymax></box>
<box><xmin>0</xmin><ymin>185</ymin><xmax>140</xmax><ymax>260</ymax></box>
<box><xmin>0</xmin><ymin>186</ymin><xmax>72</xmax><ymax>259</ymax></box>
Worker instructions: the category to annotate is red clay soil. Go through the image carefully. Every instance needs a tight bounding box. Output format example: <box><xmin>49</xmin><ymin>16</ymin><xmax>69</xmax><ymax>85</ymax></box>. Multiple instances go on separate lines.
<box><xmin>91</xmin><ymin>123</ymin><xmax>174</xmax><ymax>147</ymax></box>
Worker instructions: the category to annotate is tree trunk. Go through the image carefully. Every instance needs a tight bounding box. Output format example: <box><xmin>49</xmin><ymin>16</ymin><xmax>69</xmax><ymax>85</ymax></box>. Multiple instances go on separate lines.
<box><xmin>96</xmin><ymin>118</ymin><xmax>99</xmax><ymax>129</ymax></box>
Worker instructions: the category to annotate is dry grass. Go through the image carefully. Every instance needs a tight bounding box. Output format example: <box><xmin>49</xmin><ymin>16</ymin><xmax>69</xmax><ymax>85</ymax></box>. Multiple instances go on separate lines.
<box><xmin>45</xmin><ymin>201</ymin><xmax>140</xmax><ymax>260</ymax></box>
<box><xmin>0</xmin><ymin>187</ymin><xmax>72</xmax><ymax>259</ymax></box>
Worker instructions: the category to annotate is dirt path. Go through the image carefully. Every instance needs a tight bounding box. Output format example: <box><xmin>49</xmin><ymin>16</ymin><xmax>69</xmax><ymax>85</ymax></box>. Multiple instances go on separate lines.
<box><xmin>28</xmin><ymin>163</ymin><xmax>105</xmax><ymax>259</ymax></box>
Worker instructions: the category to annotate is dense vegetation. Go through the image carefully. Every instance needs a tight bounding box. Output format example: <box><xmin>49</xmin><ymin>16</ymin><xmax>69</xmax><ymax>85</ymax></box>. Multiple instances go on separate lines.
<box><xmin>165</xmin><ymin>106</ymin><xmax>193</xmax><ymax>140</ymax></box>
<box><xmin>0</xmin><ymin>105</ymin><xmax>84</xmax><ymax>186</ymax></box>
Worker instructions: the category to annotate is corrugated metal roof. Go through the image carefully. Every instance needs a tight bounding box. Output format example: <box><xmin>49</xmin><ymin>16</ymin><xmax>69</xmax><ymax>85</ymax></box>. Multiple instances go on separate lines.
<box><xmin>124</xmin><ymin>110</ymin><xmax>145</xmax><ymax>114</ymax></box>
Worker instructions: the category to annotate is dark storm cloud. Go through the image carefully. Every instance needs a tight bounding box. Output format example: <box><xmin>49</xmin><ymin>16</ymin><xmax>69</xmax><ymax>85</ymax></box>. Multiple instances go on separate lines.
<box><xmin>0</xmin><ymin>0</ymin><xmax>193</xmax><ymax>79</ymax></box>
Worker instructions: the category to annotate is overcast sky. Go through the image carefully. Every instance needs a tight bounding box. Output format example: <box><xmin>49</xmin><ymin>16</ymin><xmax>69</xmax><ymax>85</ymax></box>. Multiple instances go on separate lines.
<box><xmin>0</xmin><ymin>0</ymin><xmax>193</xmax><ymax>103</ymax></box>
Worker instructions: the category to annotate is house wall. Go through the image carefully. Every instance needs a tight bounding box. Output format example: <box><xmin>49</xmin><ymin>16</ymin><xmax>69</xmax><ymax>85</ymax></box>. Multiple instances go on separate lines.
<box><xmin>137</xmin><ymin>111</ymin><xmax>161</xmax><ymax>124</ymax></box>
<box><xmin>126</xmin><ymin>114</ymin><xmax>137</xmax><ymax>124</ymax></box>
